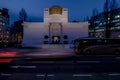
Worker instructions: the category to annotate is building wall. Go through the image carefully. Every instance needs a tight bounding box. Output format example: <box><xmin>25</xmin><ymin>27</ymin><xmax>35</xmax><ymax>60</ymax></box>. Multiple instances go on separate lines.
<box><xmin>22</xmin><ymin>22</ymin><xmax>47</xmax><ymax>46</ymax></box>
<box><xmin>22</xmin><ymin>22</ymin><xmax>89</xmax><ymax>47</ymax></box>
<box><xmin>63</xmin><ymin>22</ymin><xmax>89</xmax><ymax>43</ymax></box>
<box><xmin>22</xmin><ymin>6</ymin><xmax>89</xmax><ymax>47</ymax></box>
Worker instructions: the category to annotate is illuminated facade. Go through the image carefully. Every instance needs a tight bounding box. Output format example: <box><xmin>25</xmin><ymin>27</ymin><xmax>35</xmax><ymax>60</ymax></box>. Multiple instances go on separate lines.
<box><xmin>22</xmin><ymin>5</ymin><xmax>89</xmax><ymax>47</ymax></box>
<box><xmin>89</xmin><ymin>8</ymin><xmax>120</xmax><ymax>38</ymax></box>
<box><xmin>0</xmin><ymin>8</ymin><xmax>10</xmax><ymax>47</ymax></box>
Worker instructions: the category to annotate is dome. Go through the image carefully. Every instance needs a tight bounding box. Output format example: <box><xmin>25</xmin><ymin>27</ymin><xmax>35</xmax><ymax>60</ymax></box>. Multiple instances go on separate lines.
<box><xmin>50</xmin><ymin>5</ymin><xmax>62</xmax><ymax>15</ymax></box>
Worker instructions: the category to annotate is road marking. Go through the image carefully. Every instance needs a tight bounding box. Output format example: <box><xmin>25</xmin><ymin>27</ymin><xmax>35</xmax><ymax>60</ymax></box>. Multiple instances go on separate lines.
<box><xmin>10</xmin><ymin>66</ymin><xmax>20</xmax><ymax>68</ymax></box>
<box><xmin>36</xmin><ymin>74</ymin><xmax>45</xmax><ymax>77</ymax></box>
<box><xmin>115</xmin><ymin>57</ymin><xmax>120</xmax><ymax>59</ymax></box>
<box><xmin>1</xmin><ymin>73</ymin><xmax>11</xmax><ymax>76</ymax></box>
<box><xmin>73</xmin><ymin>74</ymin><xmax>93</xmax><ymax>77</ymax></box>
<box><xmin>47</xmin><ymin>74</ymin><xmax>54</xmax><ymax>76</ymax></box>
<box><xmin>76</xmin><ymin>61</ymin><xmax>100</xmax><ymax>63</ymax></box>
<box><xmin>57</xmin><ymin>61</ymin><xmax>74</xmax><ymax>63</ymax></box>
<box><xmin>109</xmin><ymin>73</ymin><xmax>120</xmax><ymax>76</ymax></box>
<box><xmin>11</xmin><ymin>66</ymin><xmax>36</xmax><ymax>68</ymax></box>
<box><xmin>32</xmin><ymin>61</ymin><xmax>55</xmax><ymax>63</ymax></box>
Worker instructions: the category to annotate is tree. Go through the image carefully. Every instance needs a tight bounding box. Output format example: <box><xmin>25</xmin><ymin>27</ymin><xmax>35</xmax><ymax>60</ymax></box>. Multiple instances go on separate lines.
<box><xmin>104</xmin><ymin>0</ymin><xmax>118</xmax><ymax>38</ymax></box>
<box><xmin>92</xmin><ymin>8</ymin><xmax>99</xmax><ymax>17</ymax></box>
<box><xmin>110</xmin><ymin>0</ymin><xmax>118</xmax><ymax>10</ymax></box>
<box><xmin>104</xmin><ymin>0</ymin><xmax>111</xmax><ymax>38</ymax></box>
<box><xmin>109</xmin><ymin>0</ymin><xmax>118</xmax><ymax>37</ymax></box>
<box><xmin>90</xmin><ymin>8</ymin><xmax>99</xmax><ymax>37</ymax></box>
<box><xmin>19</xmin><ymin>8</ymin><xmax>27</xmax><ymax>21</ymax></box>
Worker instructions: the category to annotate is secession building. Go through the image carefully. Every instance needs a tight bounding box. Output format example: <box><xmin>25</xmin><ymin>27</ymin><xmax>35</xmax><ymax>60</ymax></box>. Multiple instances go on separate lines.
<box><xmin>22</xmin><ymin>5</ymin><xmax>89</xmax><ymax>47</ymax></box>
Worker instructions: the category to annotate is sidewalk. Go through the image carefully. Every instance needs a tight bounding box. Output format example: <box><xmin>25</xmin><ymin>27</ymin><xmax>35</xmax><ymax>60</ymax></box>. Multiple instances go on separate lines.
<box><xmin>23</xmin><ymin>45</ymin><xmax>75</xmax><ymax>58</ymax></box>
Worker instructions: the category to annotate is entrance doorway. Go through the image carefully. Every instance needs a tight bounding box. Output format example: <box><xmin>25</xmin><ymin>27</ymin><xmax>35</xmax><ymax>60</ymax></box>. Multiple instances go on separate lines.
<box><xmin>52</xmin><ymin>35</ymin><xmax>60</xmax><ymax>44</ymax></box>
<box><xmin>49</xmin><ymin>22</ymin><xmax>63</xmax><ymax>44</ymax></box>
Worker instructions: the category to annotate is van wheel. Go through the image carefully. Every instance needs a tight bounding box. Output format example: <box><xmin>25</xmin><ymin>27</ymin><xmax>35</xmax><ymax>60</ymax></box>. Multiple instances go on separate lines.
<box><xmin>115</xmin><ymin>50</ymin><xmax>120</xmax><ymax>55</ymax></box>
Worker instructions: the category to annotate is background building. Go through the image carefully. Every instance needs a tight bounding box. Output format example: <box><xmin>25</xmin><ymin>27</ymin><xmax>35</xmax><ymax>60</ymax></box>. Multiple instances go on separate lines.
<box><xmin>10</xmin><ymin>20</ymin><xmax>23</xmax><ymax>47</ymax></box>
<box><xmin>0</xmin><ymin>8</ymin><xmax>10</xmax><ymax>47</ymax></box>
<box><xmin>22</xmin><ymin>5</ymin><xmax>89</xmax><ymax>47</ymax></box>
<box><xmin>89</xmin><ymin>8</ymin><xmax>120</xmax><ymax>38</ymax></box>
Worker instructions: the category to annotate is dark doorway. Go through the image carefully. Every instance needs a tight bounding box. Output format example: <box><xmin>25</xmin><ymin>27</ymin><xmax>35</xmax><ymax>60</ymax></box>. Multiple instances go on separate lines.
<box><xmin>52</xmin><ymin>36</ymin><xmax>60</xmax><ymax>44</ymax></box>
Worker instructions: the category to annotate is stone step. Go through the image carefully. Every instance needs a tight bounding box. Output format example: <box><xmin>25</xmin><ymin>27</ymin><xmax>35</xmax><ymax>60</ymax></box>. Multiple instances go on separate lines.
<box><xmin>41</xmin><ymin>45</ymin><xmax>70</xmax><ymax>49</ymax></box>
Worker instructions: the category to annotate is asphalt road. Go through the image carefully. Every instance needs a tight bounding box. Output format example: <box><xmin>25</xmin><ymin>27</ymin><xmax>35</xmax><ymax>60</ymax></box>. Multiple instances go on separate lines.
<box><xmin>1</xmin><ymin>46</ymin><xmax>120</xmax><ymax>80</ymax></box>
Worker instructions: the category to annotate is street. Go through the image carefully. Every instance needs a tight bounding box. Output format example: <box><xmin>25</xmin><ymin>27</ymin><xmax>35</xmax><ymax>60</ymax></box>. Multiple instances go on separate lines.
<box><xmin>1</xmin><ymin>45</ymin><xmax>120</xmax><ymax>80</ymax></box>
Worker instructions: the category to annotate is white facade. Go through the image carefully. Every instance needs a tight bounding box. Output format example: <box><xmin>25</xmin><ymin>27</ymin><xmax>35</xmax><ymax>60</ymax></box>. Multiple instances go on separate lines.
<box><xmin>22</xmin><ymin>5</ymin><xmax>89</xmax><ymax>47</ymax></box>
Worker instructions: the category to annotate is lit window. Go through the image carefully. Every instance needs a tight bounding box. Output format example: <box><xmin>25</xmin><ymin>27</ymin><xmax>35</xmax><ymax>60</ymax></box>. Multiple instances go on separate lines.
<box><xmin>108</xmin><ymin>18</ymin><xmax>110</xmax><ymax>20</ymax></box>
<box><xmin>6</xmin><ymin>36</ymin><xmax>8</xmax><ymax>38</ymax></box>
<box><xmin>118</xmin><ymin>35</ymin><xmax>120</xmax><ymax>38</ymax></box>
<box><xmin>3</xmin><ymin>23</ymin><xmax>5</xmax><ymax>25</ymax></box>
<box><xmin>0</xmin><ymin>22</ymin><xmax>2</xmax><ymax>25</ymax></box>
<box><xmin>115</xmin><ymin>15</ymin><xmax>120</xmax><ymax>19</ymax></box>
<box><xmin>7</xmin><ymin>31</ymin><xmax>9</xmax><ymax>34</ymax></box>
<box><xmin>94</xmin><ymin>21</ymin><xmax>99</xmax><ymax>24</ymax></box>
<box><xmin>112</xmin><ymin>19</ymin><xmax>120</xmax><ymax>23</ymax></box>
<box><xmin>110</xmin><ymin>27</ymin><xmax>115</xmax><ymax>30</ymax></box>
<box><xmin>0</xmin><ymin>12</ymin><xmax>2</xmax><ymax>15</ymax></box>
<box><xmin>99</xmin><ymin>23</ymin><xmax>103</xmax><ymax>26</ymax></box>
<box><xmin>99</xmin><ymin>35</ymin><xmax>102</xmax><ymax>38</ymax></box>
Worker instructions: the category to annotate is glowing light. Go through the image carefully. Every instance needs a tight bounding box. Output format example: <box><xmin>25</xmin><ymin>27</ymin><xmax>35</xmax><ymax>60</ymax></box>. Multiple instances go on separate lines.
<box><xmin>0</xmin><ymin>51</ymin><xmax>19</xmax><ymax>63</ymax></box>
<box><xmin>0</xmin><ymin>59</ymin><xmax>12</xmax><ymax>63</ymax></box>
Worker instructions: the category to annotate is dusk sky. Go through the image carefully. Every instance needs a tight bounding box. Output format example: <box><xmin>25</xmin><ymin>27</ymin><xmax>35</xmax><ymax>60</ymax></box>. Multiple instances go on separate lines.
<box><xmin>0</xmin><ymin>0</ymin><xmax>120</xmax><ymax>24</ymax></box>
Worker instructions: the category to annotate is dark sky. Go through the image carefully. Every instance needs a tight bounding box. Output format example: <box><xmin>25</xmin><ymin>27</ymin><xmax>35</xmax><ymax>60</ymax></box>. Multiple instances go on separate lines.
<box><xmin>0</xmin><ymin>0</ymin><xmax>120</xmax><ymax>24</ymax></box>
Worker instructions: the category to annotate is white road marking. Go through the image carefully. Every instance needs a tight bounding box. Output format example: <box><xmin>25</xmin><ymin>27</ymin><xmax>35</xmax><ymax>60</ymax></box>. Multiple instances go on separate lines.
<box><xmin>109</xmin><ymin>73</ymin><xmax>120</xmax><ymax>76</ymax></box>
<box><xmin>10</xmin><ymin>66</ymin><xmax>36</xmax><ymax>68</ymax></box>
<box><xmin>47</xmin><ymin>74</ymin><xmax>54</xmax><ymax>76</ymax></box>
<box><xmin>76</xmin><ymin>61</ymin><xmax>100</xmax><ymax>63</ymax></box>
<box><xmin>73</xmin><ymin>74</ymin><xmax>93</xmax><ymax>77</ymax></box>
<box><xmin>32</xmin><ymin>61</ymin><xmax>55</xmax><ymax>63</ymax></box>
<box><xmin>57</xmin><ymin>61</ymin><xmax>74</xmax><ymax>63</ymax></box>
<box><xmin>115</xmin><ymin>57</ymin><xmax>120</xmax><ymax>59</ymax></box>
<box><xmin>36</xmin><ymin>74</ymin><xmax>45</xmax><ymax>77</ymax></box>
<box><xmin>1</xmin><ymin>73</ymin><xmax>11</xmax><ymax>76</ymax></box>
<box><xmin>10</xmin><ymin>66</ymin><xmax>20</xmax><ymax>68</ymax></box>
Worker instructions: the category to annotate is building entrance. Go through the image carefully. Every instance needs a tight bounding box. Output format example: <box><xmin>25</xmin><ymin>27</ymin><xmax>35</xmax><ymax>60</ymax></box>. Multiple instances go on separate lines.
<box><xmin>52</xmin><ymin>35</ymin><xmax>60</xmax><ymax>44</ymax></box>
<box><xmin>49</xmin><ymin>23</ymin><xmax>63</xmax><ymax>44</ymax></box>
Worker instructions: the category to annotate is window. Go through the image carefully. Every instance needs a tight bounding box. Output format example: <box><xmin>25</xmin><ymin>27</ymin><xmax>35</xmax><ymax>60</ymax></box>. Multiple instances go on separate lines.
<box><xmin>44</xmin><ymin>41</ymin><xmax>48</xmax><ymax>44</ymax></box>
<box><xmin>115</xmin><ymin>15</ymin><xmax>120</xmax><ymax>19</ymax></box>
<box><xmin>3</xmin><ymin>22</ymin><xmax>5</xmax><ymax>25</ymax></box>
<box><xmin>44</xmin><ymin>35</ymin><xmax>49</xmax><ymax>39</ymax></box>
<box><xmin>63</xmin><ymin>35</ymin><xmax>68</xmax><ymax>39</ymax></box>
<box><xmin>0</xmin><ymin>12</ymin><xmax>2</xmax><ymax>15</ymax></box>
<box><xmin>0</xmin><ymin>22</ymin><xmax>2</xmax><ymax>25</ymax></box>
<box><xmin>64</xmin><ymin>41</ymin><xmax>68</xmax><ymax>44</ymax></box>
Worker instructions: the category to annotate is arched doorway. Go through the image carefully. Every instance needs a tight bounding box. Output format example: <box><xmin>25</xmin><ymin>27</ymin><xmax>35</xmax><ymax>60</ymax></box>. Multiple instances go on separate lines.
<box><xmin>49</xmin><ymin>23</ymin><xmax>63</xmax><ymax>44</ymax></box>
